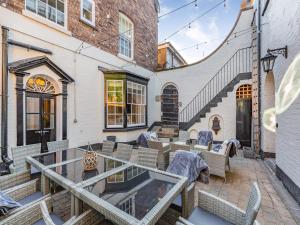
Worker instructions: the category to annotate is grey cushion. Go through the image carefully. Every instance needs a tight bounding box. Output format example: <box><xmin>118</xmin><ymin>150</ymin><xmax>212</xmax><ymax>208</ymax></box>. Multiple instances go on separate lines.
<box><xmin>18</xmin><ymin>192</ymin><xmax>43</xmax><ymax>205</ymax></box>
<box><xmin>173</xmin><ymin>195</ymin><xmax>182</xmax><ymax>207</ymax></box>
<box><xmin>188</xmin><ymin>207</ymin><xmax>234</xmax><ymax>225</ymax></box>
<box><xmin>32</xmin><ymin>213</ymin><xmax>64</xmax><ymax>225</ymax></box>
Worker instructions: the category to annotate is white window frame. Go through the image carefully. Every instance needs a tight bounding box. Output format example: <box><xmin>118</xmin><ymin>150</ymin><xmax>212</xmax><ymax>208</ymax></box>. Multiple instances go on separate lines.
<box><xmin>106</xmin><ymin>80</ymin><xmax>124</xmax><ymax>129</ymax></box>
<box><xmin>118</xmin><ymin>13</ymin><xmax>134</xmax><ymax>60</ymax></box>
<box><xmin>80</xmin><ymin>0</ymin><xmax>95</xmax><ymax>26</ymax></box>
<box><xmin>106</xmin><ymin>160</ymin><xmax>124</xmax><ymax>184</ymax></box>
<box><xmin>25</xmin><ymin>0</ymin><xmax>67</xmax><ymax>28</ymax></box>
<box><xmin>127</xmin><ymin>81</ymin><xmax>146</xmax><ymax>127</ymax></box>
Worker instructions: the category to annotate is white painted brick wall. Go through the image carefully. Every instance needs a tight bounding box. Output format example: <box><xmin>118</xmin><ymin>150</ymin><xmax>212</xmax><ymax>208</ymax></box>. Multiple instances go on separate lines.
<box><xmin>260</xmin><ymin>0</ymin><xmax>300</xmax><ymax>187</ymax></box>
<box><xmin>189</xmin><ymin>80</ymin><xmax>252</xmax><ymax>142</ymax></box>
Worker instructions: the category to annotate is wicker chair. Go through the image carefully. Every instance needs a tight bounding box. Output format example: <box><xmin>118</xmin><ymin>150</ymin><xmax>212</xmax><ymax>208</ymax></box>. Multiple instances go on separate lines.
<box><xmin>0</xmin><ymin>179</ymin><xmax>47</xmax><ymax>220</ymax></box>
<box><xmin>147</xmin><ymin>140</ymin><xmax>172</xmax><ymax>170</ymax></box>
<box><xmin>47</xmin><ymin>140</ymin><xmax>69</xmax><ymax>152</ymax></box>
<box><xmin>0</xmin><ymin>170</ymin><xmax>32</xmax><ymax>191</ymax></box>
<box><xmin>0</xmin><ymin>191</ymin><xmax>105</xmax><ymax>225</ymax></box>
<box><xmin>201</xmin><ymin>143</ymin><xmax>232</xmax><ymax>182</ymax></box>
<box><xmin>178</xmin><ymin>130</ymin><xmax>190</xmax><ymax>143</ymax></box>
<box><xmin>176</xmin><ymin>182</ymin><xmax>261</xmax><ymax>225</ymax></box>
<box><xmin>137</xmin><ymin>147</ymin><xmax>159</xmax><ymax>169</ymax></box>
<box><xmin>113</xmin><ymin>143</ymin><xmax>133</xmax><ymax>161</ymax></box>
<box><xmin>10</xmin><ymin>143</ymin><xmax>41</xmax><ymax>173</ymax></box>
<box><xmin>101</xmin><ymin>141</ymin><xmax>115</xmax><ymax>156</ymax></box>
<box><xmin>170</xmin><ymin>143</ymin><xmax>191</xmax><ymax>151</ymax></box>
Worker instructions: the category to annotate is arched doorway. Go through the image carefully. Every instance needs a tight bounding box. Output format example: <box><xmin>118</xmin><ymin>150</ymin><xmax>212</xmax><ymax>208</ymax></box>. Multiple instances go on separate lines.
<box><xmin>263</xmin><ymin>72</ymin><xmax>276</xmax><ymax>156</ymax></box>
<box><xmin>25</xmin><ymin>75</ymin><xmax>57</xmax><ymax>151</ymax></box>
<box><xmin>161</xmin><ymin>84</ymin><xmax>178</xmax><ymax>125</ymax></box>
<box><xmin>236</xmin><ymin>84</ymin><xmax>252</xmax><ymax>147</ymax></box>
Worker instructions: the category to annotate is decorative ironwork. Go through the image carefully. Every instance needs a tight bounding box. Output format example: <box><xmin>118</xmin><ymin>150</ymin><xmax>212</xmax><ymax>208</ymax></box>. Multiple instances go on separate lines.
<box><xmin>236</xmin><ymin>84</ymin><xmax>252</xmax><ymax>99</ymax></box>
<box><xmin>212</xmin><ymin>117</ymin><xmax>221</xmax><ymax>135</ymax></box>
<box><xmin>261</xmin><ymin>46</ymin><xmax>288</xmax><ymax>73</ymax></box>
<box><xmin>267</xmin><ymin>46</ymin><xmax>288</xmax><ymax>58</ymax></box>
<box><xmin>26</xmin><ymin>75</ymin><xmax>56</xmax><ymax>94</ymax></box>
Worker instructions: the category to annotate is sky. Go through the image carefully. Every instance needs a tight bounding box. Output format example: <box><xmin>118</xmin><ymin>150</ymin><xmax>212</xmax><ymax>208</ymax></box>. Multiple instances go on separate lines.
<box><xmin>158</xmin><ymin>0</ymin><xmax>242</xmax><ymax>64</ymax></box>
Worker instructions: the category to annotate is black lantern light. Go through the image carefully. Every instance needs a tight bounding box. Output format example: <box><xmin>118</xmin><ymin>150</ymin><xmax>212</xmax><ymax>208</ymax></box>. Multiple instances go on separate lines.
<box><xmin>261</xmin><ymin>46</ymin><xmax>288</xmax><ymax>73</ymax></box>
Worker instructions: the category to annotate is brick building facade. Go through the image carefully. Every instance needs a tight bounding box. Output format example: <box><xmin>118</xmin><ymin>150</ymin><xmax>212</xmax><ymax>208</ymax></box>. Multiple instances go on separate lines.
<box><xmin>0</xmin><ymin>0</ymin><xmax>158</xmax><ymax>71</ymax></box>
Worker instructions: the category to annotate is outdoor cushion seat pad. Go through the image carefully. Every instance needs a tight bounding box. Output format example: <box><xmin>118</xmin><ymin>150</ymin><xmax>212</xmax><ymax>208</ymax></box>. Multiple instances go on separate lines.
<box><xmin>188</xmin><ymin>207</ymin><xmax>234</xmax><ymax>225</ymax></box>
<box><xmin>18</xmin><ymin>192</ymin><xmax>43</xmax><ymax>205</ymax></box>
<box><xmin>32</xmin><ymin>213</ymin><xmax>64</xmax><ymax>225</ymax></box>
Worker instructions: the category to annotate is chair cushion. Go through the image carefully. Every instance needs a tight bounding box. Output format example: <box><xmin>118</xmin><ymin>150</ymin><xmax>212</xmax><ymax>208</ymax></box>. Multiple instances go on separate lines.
<box><xmin>32</xmin><ymin>213</ymin><xmax>64</xmax><ymax>225</ymax></box>
<box><xmin>162</xmin><ymin>143</ymin><xmax>170</xmax><ymax>148</ymax></box>
<box><xmin>18</xmin><ymin>192</ymin><xmax>43</xmax><ymax>205</ymax></box>
<box><xmin>173</xmin><ymin>194</ymin><xmax>182</xmax><ymax>207</ymax></box>
<box><xmin>188</xmin><ymin>207</ymin><xmax>234</xmax><ymax>225</ymax></box>
<box><xmin>174</xmin><ymin>141</ymin><xmax>187</xmax><ymax>145</ymax></box>
<box><xmin>193</xmin><ymin>145</ymin><xmax>208</xmax><ymax>150</ymax></box>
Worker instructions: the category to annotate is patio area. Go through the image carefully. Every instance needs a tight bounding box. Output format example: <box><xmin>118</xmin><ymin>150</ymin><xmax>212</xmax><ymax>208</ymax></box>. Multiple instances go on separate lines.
<box><xmin>194</xmin><ymin>152</ymin><xmax>297</xmax><ymax>225</ymax></box>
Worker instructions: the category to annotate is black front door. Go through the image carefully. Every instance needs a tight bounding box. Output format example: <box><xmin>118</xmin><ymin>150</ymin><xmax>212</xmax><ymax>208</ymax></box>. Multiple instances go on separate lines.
<box><xmin>161</xmin><ymin>85</ymin><xmax>179</xmax><ymax>125</ymax></box>
<box><xmin>26</xmin><ymin>92</ymin><xmax>56</xmax><ymax>152</ymax></box>
<box><xmin>236</xmin><ymin>99</ymin><xmax>252</xmax><ymax>147</ymax></box>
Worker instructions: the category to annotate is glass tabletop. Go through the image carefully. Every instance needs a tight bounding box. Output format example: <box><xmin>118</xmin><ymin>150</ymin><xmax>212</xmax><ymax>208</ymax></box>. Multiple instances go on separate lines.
<box><xmin>50</xmin><ymin>156</ymin><xmax>124</xmax><ymax>183</ymax></box>
<box><xmin>84</xmin><ymin>166</ymin><xmax>179</xmax><ymax>220</ymax></box>
<box><xmin>32</xmin><ymin>148</ymin><xmax>84</xmax><ymax>166</ymax></box>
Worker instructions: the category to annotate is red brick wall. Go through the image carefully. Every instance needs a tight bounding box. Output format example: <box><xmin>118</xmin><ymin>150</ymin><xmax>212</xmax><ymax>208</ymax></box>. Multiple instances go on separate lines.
<box><xmin>0</xmin><ymin>0</ymin><xmax>158</xmax><ymax>71</ymax></box>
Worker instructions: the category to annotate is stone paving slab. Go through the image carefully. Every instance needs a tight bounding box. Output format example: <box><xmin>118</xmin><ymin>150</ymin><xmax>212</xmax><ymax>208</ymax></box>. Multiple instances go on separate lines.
<box><xmin>195</xmin><ymin>152</ymin><xmax>298</xmax><ymax>225</ymax></box>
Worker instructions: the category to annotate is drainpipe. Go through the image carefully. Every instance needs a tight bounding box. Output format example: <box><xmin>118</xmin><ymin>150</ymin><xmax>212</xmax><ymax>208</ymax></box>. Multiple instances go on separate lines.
<box><xmin>1</xmin><ymin>26</ymin><xmax>9</xmax><ymax>158</ymax></box>
<box><xmin>257</xmin><ymin>0</ymin><xmax>263</xmax><ymax>158</ymax></box>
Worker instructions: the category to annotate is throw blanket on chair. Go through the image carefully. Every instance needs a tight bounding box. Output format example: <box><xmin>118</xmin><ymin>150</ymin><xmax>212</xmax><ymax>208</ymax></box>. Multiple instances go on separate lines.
<box><xmin>167</xmin><ymin>151</ymin><xmax>208</xmax><ymax>185</ymax></box>
<box><xmin>212</xmin><ymin>138</ymin><xmax>241</xmax><ymax>157</ymax></box>
<box><xmin>197</xmin><ymin>131</ymin><xmax>213</xmax><ymax>146</ymax></box>
<box><xmin>0</xmin><ymin>191</ymin><xmax>22</xmax><ymax>216</ymax></box>
<box><xmin>137</xmin><ymin>132</ymin><xmax>158</xmax><ymax>147</ymax></box>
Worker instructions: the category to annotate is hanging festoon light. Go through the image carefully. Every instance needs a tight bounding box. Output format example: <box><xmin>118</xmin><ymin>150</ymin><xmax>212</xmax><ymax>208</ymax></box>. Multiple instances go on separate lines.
<box><xmin>276</xmin><ymin>53</ymin><xmax>300</xmax><ymax>114</ymax></box>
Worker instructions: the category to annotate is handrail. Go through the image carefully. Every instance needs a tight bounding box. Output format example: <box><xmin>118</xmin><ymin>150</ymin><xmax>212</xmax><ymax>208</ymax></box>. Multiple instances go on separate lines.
<box><xmin>179</xmin><ymin>47</ymin><xmax>252</xmax><ymax>123</ymax></box>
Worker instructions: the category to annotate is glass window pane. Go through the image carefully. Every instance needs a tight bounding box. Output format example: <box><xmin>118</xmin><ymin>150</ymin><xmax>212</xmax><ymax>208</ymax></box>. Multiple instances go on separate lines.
<box><xmin>108</xmin><ymin>106</ymin><xmax>115</xmax><ymax>114</ymax></box>
<box><xmin>48</xmin><ymin>5</ymin><xmax>56</xmax><ymax>22</ymax></box>
<box><xmin>57</xmin><ymin>11</ymin><xmax>65</xmax><ymax>26</ymax></box>
<box><xmin>27</xmin><ymin>114</ymin><xmax>40</xmax><ymax>130</ymax></box>
<box><xmin>27</xmin><ymin>97</ymin><xmax>40</xmax><ymax>113</ymax></box>
<box><xmin>26</xmin><ymin>0</ymin><xmax>37</xmax><ymax>12</ymax></box>
<box><xmin>38</xmin><ymin>1</ymin><xmax>46</xmax><ymax>17</ymax></box>
<box><xmin>57</xmin><ymin>0</ymin><xmax>64</xmax><ymax>12</ymax></box>
<box><xmin>116</xmin><ymin>115</ymin><xmax>123</xmax><ymax>125</ymax></box>
<box><xmin>83</xmin><ymin>0</ymin><xmax>92</xmax><ymax>11</ymax></box>
<box><xmin>83</xmin><ymin>9</ymin><xmax>92</xmax><ymax>21</ymax></box>
<box><xmin>108</xmin><ymin>115</ymin><xmax>115</xmax><ymax>125</ymax></box>
<box><xmin>48</xmin><ymin>0</ymin><xmax>56</xmax><ymax>7</ymax></box>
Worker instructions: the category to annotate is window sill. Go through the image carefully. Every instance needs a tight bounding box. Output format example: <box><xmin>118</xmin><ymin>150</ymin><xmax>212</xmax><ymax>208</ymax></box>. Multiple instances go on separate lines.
<box><xmin>22</xmin><ymin>10</ymin><xmax>71</xmax><ymax>36</ymax></box>
<box><xmin>103</xmin><ymin>126</ymin><xmax>148</xmax><ymax>132</ymax></box>
<box><xmin>79</xmin><ymin>17</ymin><xmax>97</xmax><ymax>30</ymax></box>
<box><xmin>117</xmin><ymin>53</ymin><xmax>135</xmax><ymax>63</ymax></box>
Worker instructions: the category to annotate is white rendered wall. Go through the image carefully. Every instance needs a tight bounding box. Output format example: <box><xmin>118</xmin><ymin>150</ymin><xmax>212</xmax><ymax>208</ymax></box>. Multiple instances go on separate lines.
<box><xmin>188</xmin><ymin>80</ymin><xmax>251</xmax><ymax>142</ymax></box>
<box><xmin>0</xmin><ymin>6</ymin><xmax>154</xmax><ymax>152</ymax></box>
<box><xmin>260</xmin><ymin>0</ymin><xmax>300</xmax><ymax>187</ymax></box>
<box><xmin>152</xmin><ymin>9</ymin><xmax>254</xmax><ymax>124</ymax></box>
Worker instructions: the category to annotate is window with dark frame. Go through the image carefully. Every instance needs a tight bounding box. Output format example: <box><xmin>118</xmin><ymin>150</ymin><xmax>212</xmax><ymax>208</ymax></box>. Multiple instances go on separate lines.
<box><xmin>104</xmin><ymin>73</ymin><xmax>148</xmax><ymax>131</ymax></box>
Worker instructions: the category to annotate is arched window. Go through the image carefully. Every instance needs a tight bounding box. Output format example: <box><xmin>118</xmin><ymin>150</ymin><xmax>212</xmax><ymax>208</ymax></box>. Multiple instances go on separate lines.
<box><xmin>26</xmin><ymin>75</ymin><xmax>56</xmax><ymax>94</ymax></box>
<box><xmin>119</xmin><ymin>13</ymin><xmax>134</xmax><ymax>59</ymax></box>
<box><xmin>236</xmin><ymin>84</ymin><xmax>252</xmax><ymax>99</ymax></box>
<box><xmin>80</xmin><ymin>0</ymin><xmax>95</xmax><ymax>26</ymax></box>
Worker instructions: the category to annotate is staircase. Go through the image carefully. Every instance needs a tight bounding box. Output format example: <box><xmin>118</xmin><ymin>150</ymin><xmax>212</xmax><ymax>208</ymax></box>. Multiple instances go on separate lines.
<box><xmin>179</xmin><ymin>47</ymin><xmax>253</xmax><ymax>130</ymax></box>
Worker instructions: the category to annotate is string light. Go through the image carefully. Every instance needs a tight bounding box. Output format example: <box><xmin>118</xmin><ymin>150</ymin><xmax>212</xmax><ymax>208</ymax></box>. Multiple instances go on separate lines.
<box><xmin>160</xmin><ymin>0</ymin><xmax>226</xmax><ymax>43</ymax></box>
<box><xmin>159</xmin><ymin>0</ymin><xmax>198</xmax><ymax>19</ymax></box>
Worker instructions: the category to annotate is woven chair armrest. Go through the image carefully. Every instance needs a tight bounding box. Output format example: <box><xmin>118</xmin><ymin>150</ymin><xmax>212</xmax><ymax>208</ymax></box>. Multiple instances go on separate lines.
<box><xmin>198</xmin><ymin>190</ymin><xmax>245</xmax><ymax>225</ymax></box>
<box><xmin>4</xmin><ymin>179</ymin><xmax>39</xmax><ymax>201</ymax></box>
<box><xmin>177</xmin><ymin>216</ymin><xmax>195</xmax><ymax>225</ymax></box>
<box><xmin>0</xmin><ymin>169</ymin><xmax>31</xmax><ymax>190</ymax></box>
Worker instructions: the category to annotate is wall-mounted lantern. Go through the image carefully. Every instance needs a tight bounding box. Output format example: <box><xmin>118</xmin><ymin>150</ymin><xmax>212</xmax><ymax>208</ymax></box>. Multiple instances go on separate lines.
<box><xmin>261</xmin><ymin>46</ymin><xmax>288</xmax><ymax>73</ymax></box>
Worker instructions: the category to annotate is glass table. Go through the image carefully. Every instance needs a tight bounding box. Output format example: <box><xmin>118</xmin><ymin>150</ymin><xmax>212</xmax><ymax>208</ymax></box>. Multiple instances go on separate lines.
<box><xmin>26</xmin><ymin>148</ymin><xmax>188</xmax><ymax>225</ymax></box>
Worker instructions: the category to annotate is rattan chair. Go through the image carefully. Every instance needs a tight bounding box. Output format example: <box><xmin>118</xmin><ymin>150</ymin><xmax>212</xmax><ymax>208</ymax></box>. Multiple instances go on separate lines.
<box><xmin>113</xmin><ymin>143</ymin><xmax>133</xmax><ymax>161</ymax></box>
<box><xmin>47</xmin><ymin>140</ymin><xmax>69</xmax><ymax>152</ymax></box>
<box><xmin>0</xmin><ymin>179</ymin><xmax>47</xmax><ymax>220</ymax></box>
<box><xmin>201</xmin><ymin>143</ymin><xmax>232</xmax><ymax>182</ymax></box>
<box><xmin>147</xmin><ymin>140</ymin><xmax>172</xmax><ymax>170</ymax></box>
<box><xmin>176</xmin><ymin>182</ymin><xmax>261</xmax><ymax>225</ymax></box>
<box><xmin>0</xmin><ymin>170</ymin><xmax>32</xmax><ymax>191</ymax></box>
<box><xmin>137</xmin><ymin>147</ymin><xmax>159</xmax><ymax>169</ymax></box>
<box><xmin>101</xmin><ymin>141</ymin><xmax>115</xmax><ymax>156</ymax></box>
<box><xmin>0</xmin><ymin>191</ymin><xmax>105</xmax><ymax>225</ymax></box>
<box><xmin>178</xmin><ymin>130</ymin><xmax>190</xmax><ymax>143</ymax></box>
<box><xmin>9</xmin><ymin>143</ymin><xmax>41</xmax><ymax>174</ymax></box>
<box><xmin>170</xmin><ymin>143</ymin><xmax>191</xmax><ymax>151</ymax></box>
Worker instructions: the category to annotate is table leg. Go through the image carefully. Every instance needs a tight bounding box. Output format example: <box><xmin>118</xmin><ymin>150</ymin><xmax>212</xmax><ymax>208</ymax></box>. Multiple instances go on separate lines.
<box><xmin>181</xmin><ymin>187</ymin><xmax>188</xmax><ymax>218</ymax></box>
<box><xmin>41</xmin><ymin>174</ymin><xmax>50</xmax><ymax>195</ymax></box>
<box><xmin>75</xmin><ymin>197</ymin><xmax>83</xmax><ymax>216</ymax></box>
